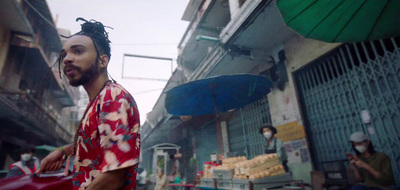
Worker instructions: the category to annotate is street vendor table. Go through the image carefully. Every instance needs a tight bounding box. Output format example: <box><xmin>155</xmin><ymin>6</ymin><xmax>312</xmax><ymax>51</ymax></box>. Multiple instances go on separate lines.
<box><xmin>196</xmin><ymin>186</ymin><xmax>230</xmax><ymax>190</ymax></box>
<box><xmin>197</xmin><ymin>173</ymin><xmax>299</xmax><ymax>190</ymax></box>
<box><xmin>168</xmin><ymin>183</ymin><xmax>195</xmax><ymax>190</ymax></box>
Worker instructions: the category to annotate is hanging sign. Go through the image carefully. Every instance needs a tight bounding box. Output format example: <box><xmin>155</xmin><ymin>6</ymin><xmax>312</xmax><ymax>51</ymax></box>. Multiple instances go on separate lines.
<box><xmin>274</xmin><ymin>120</ymin><xmax>306</xmax><ymax>142</ymax></box>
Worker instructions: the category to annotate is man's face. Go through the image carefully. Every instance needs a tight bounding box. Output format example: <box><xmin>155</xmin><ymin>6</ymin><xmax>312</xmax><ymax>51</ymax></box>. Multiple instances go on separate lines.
<box><xmin>60</xmin><ymin>35</ymin><xmax>101</xmax><ymax>87</ymax></box>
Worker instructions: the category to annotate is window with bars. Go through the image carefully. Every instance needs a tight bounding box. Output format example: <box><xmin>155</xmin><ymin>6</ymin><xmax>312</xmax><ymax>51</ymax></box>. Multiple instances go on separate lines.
<box><xmin>227</xmin><ymin>95</ymin><xmax>271</xmax><ymax>159</ymax></box>
<box><xmin>294</xmin><ymin>37</ymin><xmax>400</xmax><ymax>185</ymax></box>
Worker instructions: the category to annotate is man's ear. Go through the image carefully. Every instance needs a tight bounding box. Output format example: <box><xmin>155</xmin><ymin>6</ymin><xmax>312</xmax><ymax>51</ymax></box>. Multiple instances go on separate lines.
<box><xmin>99</xmin><ymin>54</ymin><xmax>109</xmax><ymax>69</ymax></box>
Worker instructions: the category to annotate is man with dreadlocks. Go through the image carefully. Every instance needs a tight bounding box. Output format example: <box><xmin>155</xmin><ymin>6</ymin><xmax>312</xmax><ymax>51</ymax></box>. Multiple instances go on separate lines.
<box><xmin>36</xmin><ymin>18</ymin><xmax>140</xmax><ymax>190</ymax></box>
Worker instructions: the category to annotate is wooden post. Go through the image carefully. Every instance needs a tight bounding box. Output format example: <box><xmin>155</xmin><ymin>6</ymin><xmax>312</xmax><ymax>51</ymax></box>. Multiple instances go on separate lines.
<box><xmin>215</xmin><ymin>119</ymin><xmax>224</xmax><ymax>153</ymax></box>
<box><xmin>249</xmin><ymin>181</ymin><xmax>253</xmax><ymax>190</ymax></box>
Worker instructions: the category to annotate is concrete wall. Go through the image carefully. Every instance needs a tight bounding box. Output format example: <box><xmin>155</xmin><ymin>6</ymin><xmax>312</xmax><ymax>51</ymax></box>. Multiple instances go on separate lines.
<box><xmin>267</xmin><ymin>35</ymin><xmax>341</xmax><ymax>184</ymax></box>
<box><xmin>285</xmin><ymin>35</ymin><xmax>341</xmax><ymax>73</ymax></box>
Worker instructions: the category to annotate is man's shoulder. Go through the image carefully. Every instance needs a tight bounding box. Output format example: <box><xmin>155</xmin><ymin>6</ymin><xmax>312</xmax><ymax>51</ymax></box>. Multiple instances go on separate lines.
<box><xmin>109</xmin><ymin>82</ymin><xmax>130</xmax><ymax>93</ymax></box>
<box><xmin>102</xmin><ymin>83</ymin><xmax>138</xmax><ymax>114</ymax></box>
<box><xmin>106</xmin><ymin>83</ymin><xmax>135</xmax><ymax>100</ymax></box>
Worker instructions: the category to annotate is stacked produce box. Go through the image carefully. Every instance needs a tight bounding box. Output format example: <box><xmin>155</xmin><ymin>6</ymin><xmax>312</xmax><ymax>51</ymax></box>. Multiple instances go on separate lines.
<box><xmin>199</xmin><ymin>154</ymin><xmax>290</xmax><ymax>190</ymax></box>
<box><xmin>220</xmin><ymin>156</ymin><xmax>247</xmax><ymax>169</ymax></box>
<box><xmin>232</xmin><ymin>154</ymin><xmax>285</xmax><ymax>180</ymax></box>
<box><xmin>210</xmin><ymin>154</ymin><xmax>285</xmax><ymax>180</ymax></box>
<box><xmin>202</xmin><ymin>161</ymin><xmax>213</xmax><ymax>178</ymax></box>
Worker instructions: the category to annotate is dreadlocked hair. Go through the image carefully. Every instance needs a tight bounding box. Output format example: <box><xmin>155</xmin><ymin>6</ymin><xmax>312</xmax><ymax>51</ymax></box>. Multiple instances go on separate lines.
<box><xmin>57</xmin><ymin>17</ymin><xmax>113</xmax><ymax>79</ymax></box>
<box><xmin>74</xmin><ymin>17</ymin><xmax>112</xmax><ymax>58</ymax></box>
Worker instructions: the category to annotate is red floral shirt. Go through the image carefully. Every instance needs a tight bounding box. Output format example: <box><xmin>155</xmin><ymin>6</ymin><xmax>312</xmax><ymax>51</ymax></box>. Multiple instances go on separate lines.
<box><xmin>73</xmin><ymin>82</ymin><xmax>140</xmax><ymax>190</ymax></box>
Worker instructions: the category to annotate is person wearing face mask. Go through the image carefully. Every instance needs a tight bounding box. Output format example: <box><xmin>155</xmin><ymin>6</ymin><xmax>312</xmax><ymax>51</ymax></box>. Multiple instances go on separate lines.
<box><xmin>6</xmin><ymin>148</ymin><xmax>40</xmax><ymax>178</ymax></box>
<box><xmin>347</xmin><ymin>132</ymin><xmax>394</xmax><ymax>190</ymax></box>
<box><xmin>259</xmin><ymin>124</ymin><xmax>288</xmax><ymax>172</ymax></box>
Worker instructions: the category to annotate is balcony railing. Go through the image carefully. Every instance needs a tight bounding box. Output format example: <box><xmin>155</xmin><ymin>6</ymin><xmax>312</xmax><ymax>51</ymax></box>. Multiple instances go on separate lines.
<box><xmin>3</xmin><ymin>91</ymin><xmax>72</xmax><ymax>144</ymax></box>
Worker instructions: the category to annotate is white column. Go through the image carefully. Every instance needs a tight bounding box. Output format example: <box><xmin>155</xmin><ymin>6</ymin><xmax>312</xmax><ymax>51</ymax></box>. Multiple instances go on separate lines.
<box><xmin>229</xmin><ymin>0</ymin><xmax>240</xmax><ymax>19</ymax></box>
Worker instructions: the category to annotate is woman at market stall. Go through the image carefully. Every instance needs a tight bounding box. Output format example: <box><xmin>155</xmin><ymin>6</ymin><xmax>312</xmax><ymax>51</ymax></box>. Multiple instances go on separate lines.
<box><xmin>259</xmin><ymin>124</ymin><xmax>289</xmax><ymax>172</ymax></box>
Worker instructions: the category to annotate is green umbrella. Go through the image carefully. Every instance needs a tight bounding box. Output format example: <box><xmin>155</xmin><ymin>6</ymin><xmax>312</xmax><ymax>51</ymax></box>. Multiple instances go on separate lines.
<box><xmin>276</xmin><ymin>0</ymin><xmax>400</xmax><ymax>42</ymax></box>
<box><xmin>35</xmin><ymin>145</ymin><xmax>57</xmax><ymax>157</ymax></box>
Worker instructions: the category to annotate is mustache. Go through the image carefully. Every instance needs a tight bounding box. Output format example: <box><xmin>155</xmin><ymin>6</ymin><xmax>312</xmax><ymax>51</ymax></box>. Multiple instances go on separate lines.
<box><xmin>63</xmin><ymin>65</ymin><xmax>81</xmax><ymax>73</ymax></box>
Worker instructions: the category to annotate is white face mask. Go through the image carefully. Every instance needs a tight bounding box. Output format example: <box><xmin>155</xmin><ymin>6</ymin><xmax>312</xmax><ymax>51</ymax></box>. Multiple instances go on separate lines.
<box><xmin>355</xmin><ymin>145</ymin><xmax>367</xmax><ymax>153</ymax></box>
<box><xmin>21</xmin><ymin>154</ymin><xmax>32</xmax><ymax>162</ymax></box>
<box><xmin>263</xmin><ymin>132</ymin><xmax>272</xmax><ymax>139</ymax></box>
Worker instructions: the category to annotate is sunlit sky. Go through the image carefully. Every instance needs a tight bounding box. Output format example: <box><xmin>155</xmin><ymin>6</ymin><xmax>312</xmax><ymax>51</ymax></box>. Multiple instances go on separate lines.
<box><xmin>47</xmin><ymin>0</ymin><xmax>189</xmax><ymax>124</ymax></box>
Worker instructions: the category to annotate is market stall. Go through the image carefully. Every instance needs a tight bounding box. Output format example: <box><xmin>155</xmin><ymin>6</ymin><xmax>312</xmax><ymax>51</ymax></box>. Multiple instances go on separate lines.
<box><xmin>150</xmin><ymin>143</ymin><xmax>181</xmax><ymax>176</ymax></box>
<box><xmin>197</xmin><ymin>154</ymin><xmax>302</xmax><ymax>190</ymax></box>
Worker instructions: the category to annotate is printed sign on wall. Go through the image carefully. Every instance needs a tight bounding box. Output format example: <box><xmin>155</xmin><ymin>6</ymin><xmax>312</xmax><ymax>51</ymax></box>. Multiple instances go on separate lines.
<box><xmin>275</xmin><ymin>120</ymin><xmax>306</xmax><ymax>142</ymax></box>
<box><xmin>284</xmin><ymin>139</ymin><xmax>311</xmax><ymax>164</ymax></box>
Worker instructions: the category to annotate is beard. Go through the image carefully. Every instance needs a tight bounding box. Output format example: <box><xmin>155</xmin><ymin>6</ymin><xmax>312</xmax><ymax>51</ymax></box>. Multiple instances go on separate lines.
<box><xmin>68</xmin><ymin>61</ymin><xmax>101</xmax><ymax>87</ymax></box>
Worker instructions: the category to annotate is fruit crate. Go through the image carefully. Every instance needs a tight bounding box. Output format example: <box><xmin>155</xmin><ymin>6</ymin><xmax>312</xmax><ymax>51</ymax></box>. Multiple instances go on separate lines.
<box><xmin>232</xmin><ymin>178</ymin><xmax>250</xmax><ymax>190</ymax></box>
<box><xmin>215</xmin><ymin>178</ymin><xmax>233</xmax><ymax>189</ymax></box>
<box><xmin>199</xmin><ymin>178</ymin><xmax>214</xmax><ymax>187</ymax></box>
<box><xmin>232</xmin><ymin>173</ymin><xmax>293</xmax><ymax>190</ymax></box>
<box><xmin>213</xmin><ymin>169</ymin><xmax>235</xmax><ymax>179</ymax></box>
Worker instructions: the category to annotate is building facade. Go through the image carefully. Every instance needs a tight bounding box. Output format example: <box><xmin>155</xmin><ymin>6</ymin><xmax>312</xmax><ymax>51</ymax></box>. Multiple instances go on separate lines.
<box><xmin>142</xmin><ymin>0</ymin><xmax>399</xmax><ymax>187</ymax></box>
<box><xmin>0</xmin><ymin>0</ymin><xmax>80</xmax><ymax>170</ymax></box>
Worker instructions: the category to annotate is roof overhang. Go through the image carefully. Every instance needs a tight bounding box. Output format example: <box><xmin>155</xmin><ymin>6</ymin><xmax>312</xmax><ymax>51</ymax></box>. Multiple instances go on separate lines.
<box><xmin>25</xmin><ymin>0</ymin><xmax>62</xmax><ymax>51</ymax></box>
<box><xmin>228</xmin><ymin>1</ymin><xmax>294</xmax><ymax>50</ymax></box>
<box><xmin>189</xmin><ymin>0</ymin><xmax>296</xmax><ymax>80</ymax></box>
<box><xmin>181</xmin><ymin>0</ymin><xmax>204</xmax><ymax>21</ymax></box>
<box><xmin>0</xmin><ymin>0</ymin><xmax>35</xmax><ymax>35</ymax></box>
<box><xmin>179</xmin><ymin>0</ymin><xmax>231</xmax><ymax>76</ymax></box>
<box><xmin>149</xmin><ymin>143</ymin><xmax>181</xmax><ymax>151</ymax></box>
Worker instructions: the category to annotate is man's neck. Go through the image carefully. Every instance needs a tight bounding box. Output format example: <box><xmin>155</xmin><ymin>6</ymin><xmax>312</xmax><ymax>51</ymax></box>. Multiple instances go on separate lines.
<box><xmin>83</xmin><ymin>74</ymin><xmax>110</xmax><ymax>101</ymax></box>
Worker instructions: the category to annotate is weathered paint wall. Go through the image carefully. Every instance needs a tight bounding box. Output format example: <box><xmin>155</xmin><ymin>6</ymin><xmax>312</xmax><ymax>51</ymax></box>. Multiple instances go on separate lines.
<box><xmin>267</xmin><ymin>35</ymin><xmax>341</xmax><ymax>184</ymax></box>
<box><xmin>268</xmin><ymin>81</ymin><xmax>301</xmax><ymax>126</ymax></box>
<box><xmin>268</xmin><ymin>76</ymin><xmax>313</xmax><ymax>183</ymax></box>
<box><xmin>285</xmin><ymin>35</ymin><xmax>341</xmax><ymax>73</ymax></box>
<box><xmin>0</xmin><ymin>28</ymin><xmax>10</xmax><ymax>78</ymax></box>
